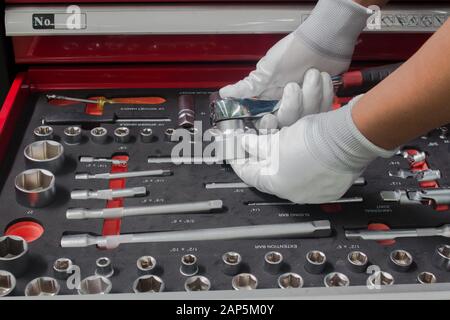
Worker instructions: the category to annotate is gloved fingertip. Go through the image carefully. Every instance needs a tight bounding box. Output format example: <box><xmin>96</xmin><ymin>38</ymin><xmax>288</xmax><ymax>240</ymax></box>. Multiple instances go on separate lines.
<box><xmin>304</xmin><ymin>68</ymin><xmax>321</xmax><ymax>86</ymax></box>
<box><xmin>256</xmin><ymin>114</ymin><xmax>278</xmax><ymax>132</ymax></box>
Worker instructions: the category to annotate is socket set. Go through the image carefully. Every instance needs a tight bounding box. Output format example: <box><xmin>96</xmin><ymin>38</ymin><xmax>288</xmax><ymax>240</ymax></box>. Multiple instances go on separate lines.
<box><xmin>0</xmin><ymin>88</ymin><xmax>449</xmax><ymax>297</ymax></box>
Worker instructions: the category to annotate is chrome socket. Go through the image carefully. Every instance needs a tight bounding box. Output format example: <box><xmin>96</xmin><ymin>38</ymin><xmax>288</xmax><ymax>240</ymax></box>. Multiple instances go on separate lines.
<box><xmin>0</xmin><ymin>270</ymin><xmax>16</xmax><ymax>297</ymax></box>
<box><xmin>184</xmin><ymin>276</ymin><xmax>211</xmax><ymax>292</ymax></box>
<box><xmin>133</xmin><ymin>275</ymin><xmax>165</xmax><ymax>293</ymax></box>
<box><xmin>347</xmin><ymin>251</ymin><xmax>369</xmax><ymax>273</ymax></box>
<box><xmin>78</xmin><ymin>275</ymin><xmax>112</xmax><ymax>295</ymax></box>
<box><xmin>389</xmin><ymin>249</ymin><xmax>413</xmax><ymax>272</ymax></box>
<box><xmin>15</xmin><ymin>169</ymin><xmax>56</xmax><ymax>208</ymax></box>
<box><xmin>34</xmin><ymin>125</ymin><xmax>54</xmax><ymax>141</ymax></box>
<box><xmin>53</xmin><ymin>258</ymin><xmax>73</xmax><ymax>280</ymax></box>
<box><xmin>137</xmin><ymin>256</ymin><xmax>157</xmax><ymax>275</ymax></box>
<box><xmin>221</xmin><ymin>252</ymin><xmax>242</xmax><ymax>276</ymax></box>
<box><xmin>264</xmin><ymin>251</ymin><xmax>283</xmax><ymax>274</ymax></box>
<box><xmin>90</xmin><ymin>127</ymin><xmax>108</xmax><ymax>144</ymax></box>
<box><xmin>25</xmin><ymin>277</ymin><xmax>60</xmax><ymax>296</ymax></box>
<box><xmin>140</xmin><ymin>128</ymin><xmax>153</xmax><ymax>143</ymax></box>
<box><xmin>367</xmin><ymin>271</ymin><xmax>395</xmax><ymax>288</ymax></box>
<box><xmin>114</xmin><ymin>127</ymin><xmax>131</xmax><ymax>143</ymax></box>
<box><xmin>305</xmin><ymin>250</ymin><xmax>327</xmax><ymax>274</ymax></box>
<box><xmin>432</xmin><ymin>244</ymin><xmax>450</xmax><ymax>271</ymax></box>
<box><xmin>63</xmin><ymin>126</ymin><xmax>82</xmax><ymax>145</ymax></box>
<box><xmin>95</xmin><ymin>257</ymin><xmax>114</xmax><ymax>278</ymax></box>
<box><xmin>324</xmin><ymin>272</ymin><xmax>350</xmax><ymax>287</ymax></box>
<box><xmin>278</xmin><ymin>272</ymin><xmax>303</xmax><ymax>289</ymax></box>
<box><xmin>180</xmin><ymin>254</ymin><xmax>199</xmax><ymax>276</ymax></box>
<box><xmin>0</xmin><ymin>236</ymin><xmax>29</xmax><ymax>276</ymax></box>
<box><xmin>24</xmin><ymin>140</ymin><xmax>64</xmax><ymax>173</ymax></box>
<box><xmin>232</xmin><ymin>273</ymin><xmax>258</xmax><ymax>290</ymax></box>
<box><xmin>417</xmin><ymin>271</ymin><xmax>437</xmax><ymax>284</ymax></box>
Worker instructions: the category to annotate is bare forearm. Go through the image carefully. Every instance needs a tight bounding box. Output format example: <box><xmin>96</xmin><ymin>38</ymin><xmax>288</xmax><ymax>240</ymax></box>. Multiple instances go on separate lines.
<box><xmin>352</xmin><ymin>20</ymin><xmax>450</xmax><ymax>150</ymax></box>
<box><xmin>353</xmin><ymin>0</ymin><xmax>389</xmax><ymax>7</ymax></box>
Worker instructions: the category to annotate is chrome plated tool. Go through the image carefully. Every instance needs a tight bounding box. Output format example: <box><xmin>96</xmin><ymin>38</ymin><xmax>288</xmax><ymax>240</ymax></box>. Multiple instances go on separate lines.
<box><xmin>345</xmin><ymin>224</ymin><xmax>450</xmax><ymax>241</ymax></box>
<box><xmin>78</xmin><ymin>275</ymin><xmax>112</xmax><ymax>295</ymax></box>
<box><xmin>389</xmin><ymin>169</ymin><xmax>441</xmax><ymax>182</ymax></box>
<box><xmin>0</xmin><ymin>236</ymin><xmax>29</xmax><ymax>276</ymax></box>
<box><xmin>380</xmin><ymin>188</ymin><xmax>450</xmax><ymax>205</ymax></box>
<box><xmin>33</xmin><ymin>125</ymin><xmax>54</xmax><ymax>140</ymax></box>
<box><xmin>79</xmin><ymin>156</ymin><xmax>128</xmax><ymax>166</ymax></box>
<box><xmin>24</xmin><ymin>140</ymin><xmax>65</xmax><ymax>172</ymax></box>
<box><xmin>24</xmin><ymin>277</ymin><xmax>60</xmax><ymax>296</ymax></box>
<box><xmin>133</xmin><ymin>275</ymin><xmax>164</xmax><ymax>293</ymax></box>
<box><xmin>63</xmin><ymin>126</ymin><xmax>82</xmax><ymax>144</ymax></box>
<box><xmin>0</xmin><ymin>271</ymin><xmax>16</xmax><ymax>297</ymax></box>
<box><xmin>75</xmin><ymin>169</ymin><xmax>171</xmax><ymax>180</ymax></box>
<box><xmin>246</xmin><ymin>197</ymin><xmax>364</xmax><ymax>206</ymax></box>
<box><xmin>71</xmin><ymin>187</ymin><xmax>146</xmax><ymax>200</ymax></box>
<box><xmin>15</xmin><ymin>169</ymin><xmax>56</xmax><ymax>208</ymax></box>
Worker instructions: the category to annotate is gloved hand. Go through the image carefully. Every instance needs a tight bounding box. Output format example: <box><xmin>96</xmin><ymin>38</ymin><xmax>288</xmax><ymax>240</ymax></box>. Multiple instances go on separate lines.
<box><xmin>230</xmin><ymin>98</ymin><xmax>396</xmax><ymax>204</ymax></box>
<box><xmin>220</xmin><ymin>0</ymin><xmax>370</xmax><ymax>101</ymax></box>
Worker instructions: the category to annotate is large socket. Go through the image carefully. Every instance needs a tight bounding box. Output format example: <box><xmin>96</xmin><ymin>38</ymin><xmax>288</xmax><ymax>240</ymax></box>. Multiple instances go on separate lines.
<box><xmin>0</xmin><ymin>236</ymin><xmax>29</xmax><ymax>276</ymax></box>
<box><xmin>24</xmin><ymin>140</ymin><xmax>64</xmax><ymax>173</ymax></box>
<box><xmin>0</xmin><ymin>270</ymin><xmax>16</xmax><ymax>297</ymax></box>
<box><xmin>432</xmin><ymin>244</ymin><xmax>450</xmax><ymax>271</ymax></box>
<box><xmin>25</xmin><ymin>277</ymin><xmax>60</xmax><ymax>296</ymax></box>
<box><xmin>78</xmin><ymin>275</ymin><xmax>112</xmax><ymax>295</ymax></box>
<box><xmin>15</xmin><ymin>169</ymin><xmax>56</xmax><ymax>208</ymax></box>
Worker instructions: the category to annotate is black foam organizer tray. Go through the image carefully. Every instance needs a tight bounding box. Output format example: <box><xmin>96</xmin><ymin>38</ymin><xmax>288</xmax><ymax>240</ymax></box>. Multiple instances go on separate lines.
<box><xmin>0</xmin><ymin>88</ymin><xmax>449</xmax><ymax>296</ymax></box>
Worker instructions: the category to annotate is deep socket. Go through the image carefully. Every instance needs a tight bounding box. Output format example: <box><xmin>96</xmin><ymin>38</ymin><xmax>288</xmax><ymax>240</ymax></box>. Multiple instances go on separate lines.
<box><xmin>24</xmin><ymin>140</ymin><xmax>64</xmax><ymax>172</ymax></box>
<box><xmin>133</xmin><ymin>275</ymin><xmax>165</xmax><ymax>293</ymax></box>
<box><xmin>0</xmin><ymin>236</ymin><xmax>29</xmax><ymax>276</ymax></box>
<box><xmin>78</xmin><ymin>275</ymin><xmax>112</xmax><ymax>295</ymax></box>
<box><xmin>432</xmin><ymin>244</ymin><xmax>450</xmax><ymax>271</ymax></box>
<box><xmin>15</xmin><ymin>169</ymin><xmax>56</xmax><ymax>208</ymax></box>
<box><xmin>180</xmin><ymin>254</ymin><xmax>199</xmax><ymax>276</ymax></box>
<box><xmin>264</xmin><ymin>251</ymin><xmax>283</xmax><ymax>274</ymax></box>
<box><xmin>221</xmin><ymin>252</ymin><xmax>242</xmax><ymax>276</ymax></box>
<box><xmin>25</xmin><ymin>277</ymin><xmax>60</xmax><ymax>296</ymax></box>
<box><xmin>114</xmin><ymin>127</ymin><xmax>130</xmax><ymax>143</ymax></box>
<box><xmin>140</xmin><ymin>128</ymin><xmax>153</xmax><ymax>143</ymax></box>
<box><xmin>324</xmin><ymin>272</ymin><xmax>350</xmax><ymax>287</ymax></box>
<box><xmin>53</xmin><ymin>258</ymin><xmax>73</xmax><ymax>280</ymax></box>
<box><xmin>232</xmin><ymin>273</ymin><xmax>258</xmax><ymax>290</ymax></box>
<box><xmin>95</xmin><ymin>257</ymin><xmax>114</xmax><ymax>278</ymax></box>
<box><xmin>389</xmin><ymin>249</ymin><xmax>413</xmax><ymax>272</ymax></box>
<box><xmin>367</xmin><ymin>271</ymin><xmax>394</xmax><ymax>288</ymax></box>
<box><xmin>34</xmin><ymin>125</ymin><xmax>54</xmax><ymax>140</ymax></box>
<box><xmin>184</xmin><ymin>276</ymin><xmax>211</xmax><ymax>292</ymax></box>
<box><xmin>137</xmin><ymin>256</ymin><xmax>157</xmax><ymax>274</ymax></box>
<box><xmin>417</xmin><ymin>271</ymin><xmax>437</xmax><ymax>284</ymax></box>
<box><xmin>90</xmin><ymin>127</ymin><xmax>108</xmax><ymax>144</ymax></box>
<box><xmin>278</xmin><ymin>273</ymin><xmax>303</xmax><ymax>289</ymax></box>
<box><xmin>63</xmin><ymin>126</ymin><xmax>82</xmax><ymax>144</ymax></box>
<box><xmin>305</xmin><ymin>250</ymin><xmax>327</xmax><ymax>274</ymax></box>
<box><xmin>0</xmin><ymin>270</ymin><xmax>16</xmax><ymax>297</ymax></box>
<box><xmin>347</xmin><ymin>251</ymin><xmax>369</xmax><ymax>273</ymax></box>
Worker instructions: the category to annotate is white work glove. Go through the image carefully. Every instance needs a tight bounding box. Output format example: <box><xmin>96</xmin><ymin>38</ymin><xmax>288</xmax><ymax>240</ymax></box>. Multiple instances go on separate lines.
<box><xmin>230</xmin><ymin>98</ymin><xmax>396</xmax><ymax>204</ymax></box>
<box><xmin>257</xmin><ymin>68</ymin><xmax>334</xmax><ymax>130</ymax></box>
<box><xmin>220</xmin><ymin>0</ymin><xmax>370</xmax><ymax>101</ymax></box>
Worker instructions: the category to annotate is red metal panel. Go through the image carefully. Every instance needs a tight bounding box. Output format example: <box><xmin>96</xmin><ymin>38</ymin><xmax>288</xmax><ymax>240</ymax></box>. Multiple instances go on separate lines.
<box><xmin>12</xmin><ymin>33</ymin><xmax>431</xmax><ymax>64</ymax></box>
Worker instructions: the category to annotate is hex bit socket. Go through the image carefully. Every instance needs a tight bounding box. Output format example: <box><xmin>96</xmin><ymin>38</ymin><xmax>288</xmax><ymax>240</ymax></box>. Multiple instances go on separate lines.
<box><xmin>34</xmin><ymin>125</ymin><xmax>54</xmax><ymax>140</ymax></box>
<box><xmin>63</xmin><ymin>126</ymin><xmax>82</xmax><ymax>144</ymax></box>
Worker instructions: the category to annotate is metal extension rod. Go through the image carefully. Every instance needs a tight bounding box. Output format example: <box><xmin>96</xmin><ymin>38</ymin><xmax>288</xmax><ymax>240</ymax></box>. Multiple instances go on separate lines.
<box><xmin>75</xmin><ymin>169</ymin><xmax>171</xmax><ymax>180</ymax></box>
<box><xmin>345</xmin><ymin>224</ymin><xmax>450</xmax><ymax>241</ymax></box>
<box><xmin>61</xmin><ymin>220</ymin><xmax>332</xmax><ymax>249</ymax></box>
<box><xmin>66</xmin><ymin>200</ymin><xmax>224</xmax><ymax>220</ymax></box>
<box><xmin>71</xmin><ymin>187</ymin><xmax>147</xmax><ymax>200</ymax></box>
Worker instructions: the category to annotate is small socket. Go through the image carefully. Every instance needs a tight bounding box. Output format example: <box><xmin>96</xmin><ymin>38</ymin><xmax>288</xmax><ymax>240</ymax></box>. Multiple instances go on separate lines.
<box><xmin>137</xmin><ymin>256</ymin><xmax>157</xmax><ymax>274</ymax></box>
<box><xmin>432</xmin><ymin>244</ymin><xmax>450</xmax><ymax>271</ymax></box>
<box><xmin>165</xmin><ymin>128</ymin><xmax>180</xmax><ymax>142</ymax></box>
<box><xmin>25</xmin><ymin>277</ymin><xmax>60</xmax><ymax>296</ymax></box>
<box><xmin>140</xmin><ymin>128</ymin><xmax>153</xmax><ymax>143</ymax></box>
<box><xmin>90</xmin><ymin>127</ymin><xmax>108</xmax><ymax>144</ymax></box>
<box><xmin>324</xmin><ymin>272</ymin><xmax>350</xmax><ymax>287</ymax></box>
<box><xmin>278</xmin><ymin>272</ymin><xmax>303</xmax><ymax>289</ymax></box>
<box><xmin>0</xmin><ymin>235</ymin><xmax>29</xmax><ymax>276</ymax></box>
<box><xmin>305</xmin><ymin>250</ymin><xmax>327</xmax><ymax>274</ymax></box>
<box><xmin>34</xmin><ymin>125</ymin><xmax>54</xmax><ymax>140</ymax></box>
<box><xmin>417</xmin><ymin>271</ymin><xmax>437</xmax><ymax>284</ymax></box>
<box><xmin>24</xmin><ymin>140</ymin><xmax>65</xmax><ymax>172</ymax></box>
<box><xmin>63</xmin><ymin>126</ymin><xmax>82</xmax><ymax>144</ymax></box>
<box><xmin>95</xmin><ymin>257</ymin><xmax>114</xmax><ymax>278</ymax></box>
<box><xmin>0</xmin><ymin>270</ymin><xmax>16</xmax><ymax>297</ymax></box>
<box><xmin>222</xmin><ymin>252</ymin><xmax>242</xmax><ymax>276</ymax></box>
<box><xmin>180</xmin><ymin>254</ymin><xmax>199</xmax><ymax>276</ymax></box>
<box><xmin>114</xmin><ymin>127</ymin><xmax>130</xmax><ymax>143</ymax></box>
<box><xmin>389</xmin><ymin>249</ymin><xmax>413</xmax><ymax>272</ymax></box>
<box><xmin>347</xmin><ymin>251</ymin><xmax>369</xmax><ymax>273</ymax></box>
<box><xmin>133</xmin><ymin>275</ymin><xmax>165</xmax><ymax>293</ymax></box>
<box><xmin>367</xmin><ymin>271</ymin><xmax>394</xmax><ymax>288</ymax></box>
<box><xmin>184</xmin><ymin>276</ymin><xmax>211</xmax><ymax>292</ymax></box>
<box><xmin>232</xmin><ymin>273</ymin><xmax>258</xmax><ymax>290</ymax></box>
<box><xmin>53</xmin><ymin>258</ymin><xmax>73</xmax><ymax>280</ymax></box>
<box><xmin>264</xmin><ymin>251</ymin><xmax>283</xmax><ymax>274</ymax></box>
<box><xmin>78</xmin><ymin>275</ymin><xmax>112</xmax><ymax>295</ymax></box>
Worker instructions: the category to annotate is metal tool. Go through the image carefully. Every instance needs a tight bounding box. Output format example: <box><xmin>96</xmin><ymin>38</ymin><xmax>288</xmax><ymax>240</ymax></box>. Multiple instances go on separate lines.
<box><xmin>232</xmin><ymin>273</ymin><xmax>258</xmax><ymax>290</ymax></box>
<box><xmin>345</xmin><ymin>224</ymin><xmax>450</xmax><ymax>241</ymax></box>
<box><xmin>149</xmin><ymin>156</ymin><xmax>222</xmax><ymax>164</ymax></box>
<box><xmin>25</xmin><ymin>277</ymin><xmax>60</xmax><ymax>296</ymax></box>
<box><xmin>0</xmin><ymin>236</ymin><xmax>29</xmax><ymax>277</ymax></box>
<box><xmin>75</xmin><ymin>169</ymin><xmax>171</xmax><ymax>180</ymax></box>
<box><xmin>207</xmin><ymin>181</ymin><xmax>365</xmax><ymax>190</ymax></box>
<box><xmin>367</xmin><ymin>271</ymin><xmax>394</xmax><ymax>288</ymax></box>
<box><xmin>133</xmin><ymin>275</ymin><xmax>165</xmax><ymax>293</ymax></box>
<box><xmin>61</xmin><ymin>220</ymin><xmax>332</xmax><ymax>249</ymax></box>
<box><xmin>164</xmin><ymin>128</ymin><xmax>180</xmax><ymax>142</ymax></box>
<box><xmin>24</xmin><ymin>140</ymin><xmax>65</xmax><ymax>172</ymax></box>
<box><xmin>95</xmin><ymin>257</ymin><xmax>114</xmax><ymax>278</ymax></box>
<box><xmin>46</xmin><ymin>94</ymin><xmax>166</xmax><ymax>108</ymax></box>
<box><xmin>63</xmin><ymin>126</ymin><xmax>82</xmax><ymax>144</ymax></box>
<box><xmin>34</xmin><ymin>125</ymin><xmax>54</xmax><ymax>140</ymax></box>
<box><xmin>432</xmin><ymin>244</ymin><xmax>450</xmax><ymax>271</ymax></box>
<box><xmin>45</xmin><ymin>113</ymin><xmax>170</xmax><ymax>125</ymax></box>
<box><xmin>178</xmin><ymin>94</ymin><xmax>195</xmax><ymax>128</ymax></box>
<box><xmin>15</xmin><ymin>169</ymin><xmax>56</xmax><ymax>208</ymax></box>
<box><xmin>246</xmin><ymin>197</ymin><xmax>364</xmax><ymax>206</ymax></box>
<box><xmin>324</xmin><ymin>272</ymin><xmax>350</xmax><ymax>287</ymax></box>
<box><xmin>417</xmin><ymin>272</ymin><xmax>437</xmax><ymax>284</ymax></box>
<box><xmin>264</xmin><ymin>251</ymin><xmax>283</xmax><ymax>275</ymax></box>
<box><xmin>347</xmin><ymin>251</ymin><xmax>369</xmax><ymax>273</ymax></box>
<box><xmin>389</xmin><ymin>249</ymin><xmax>413</xmax><ymax>272</ymax></box>
<box><xmin>180</xmin><ymin>254</ymin><xmax>199</xmax><ymax>276</ymax></box>
<box><xmin>137</xmin><ymin>256</ymin><xmax>157</xmax><ymax>275</ymax></box>
<box><xmin>114</xmin><ymin>127</ymin><xmax>131</xmax><ymax>143</ymax></box>
<box><xmin>66</xmin><ymin>199</ymin><xmax>223</xmax><ymax>220</ymax></box>
<box><xmin>278</xmin><ymin>273</ymin><xmax>303</xmax><ymax>289</ymax></box>
<box><xmin>305</xmin><ymin>250</ymin><xmax>327</xmax><ymax>274</ymax></box>
<box><xmin>397</xmin><ymin>150</ymin><xmax>427</xmax><ymax>165</ymax></box>
<box><xmin>140</xmin><ymin>128</ymin><xmax>153</xmax><ymax>143</ymax></box>
<box><xmin>222</xmin><ymin>252</ymin><xmax>242</xmax><ymax>276</ymax></box>
<box><xmin>79</xmin><ymin>156</ymin><xmax>128</xmax><ymax>166</ymax></box>
<box><xmin>380</xmin><ymin>188</ymin><xmax>450</xmax><ymax>206</ymax></box>
<box><xmin>71</xmin><ymin>187</ymin><xmax>146</xmax><ymax>200</ymax></box>
<box><xmin>90</xmin><ymin>127</ymin><xmax>108</xmax><ymax>144</ymax></box>
<box><xmin>53</xmin><ymin>258</ymin><xmax>73</xmax><ymax>280</ymax></box>
<box><xmin>184</xmin><ymin>276</ymin><xmax>211</xmax><ymax>292</ymax></box>
<box><xmin>0</xmin><ymin>270</ymin><xmax>16</xmax><ymax>297</ymax></box>
<box><xmin>78</xmin><ymin>275</ymin><xmax>112</xmax><ymax>295</ymax></box>
<box><xmin>389</xmin><ymin>169</ymin><xmax>441</xmax><ymax>182</ymax></box>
